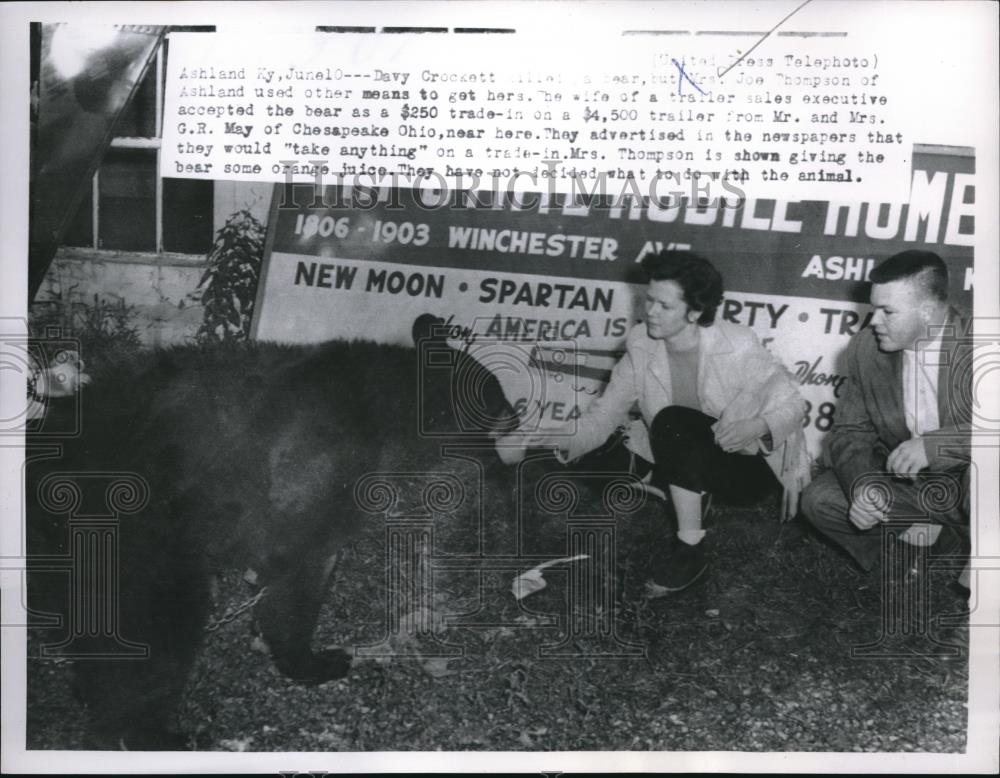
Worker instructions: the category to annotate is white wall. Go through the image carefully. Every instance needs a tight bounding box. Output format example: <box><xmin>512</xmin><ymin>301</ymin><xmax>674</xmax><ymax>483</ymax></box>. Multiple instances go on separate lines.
<box><xmin>33</xmin><ymin>181</ymin><xmax>275</xmax><ymax>348</ymax></box>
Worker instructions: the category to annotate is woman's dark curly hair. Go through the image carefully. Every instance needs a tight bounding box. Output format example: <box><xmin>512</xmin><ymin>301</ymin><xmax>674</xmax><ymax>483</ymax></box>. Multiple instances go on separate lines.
<box><xmin>639</xmin><ymin>249</ymin><xmax>724</xmax><ymax>326</ymax></box>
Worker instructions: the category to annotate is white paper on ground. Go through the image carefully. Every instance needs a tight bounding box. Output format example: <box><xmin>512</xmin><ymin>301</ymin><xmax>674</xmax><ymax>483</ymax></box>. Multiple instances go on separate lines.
<box><xmin>511</xmin><ymin>553</ymin><xmax>590</xmax><ymax>600</ymax></box>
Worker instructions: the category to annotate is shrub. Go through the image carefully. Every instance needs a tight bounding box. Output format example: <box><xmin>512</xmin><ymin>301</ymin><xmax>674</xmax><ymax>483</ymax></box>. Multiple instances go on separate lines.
<box><xmin>197</xmin><ymin>209</ymin><xmax>266</xmax><ymax>342</ymax></box>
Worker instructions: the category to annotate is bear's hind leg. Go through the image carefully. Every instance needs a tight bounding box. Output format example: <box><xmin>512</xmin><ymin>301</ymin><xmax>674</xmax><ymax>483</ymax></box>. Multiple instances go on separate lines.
<box><xmin>76</xmin><ymin>543</ymin><xmax>213</xmax><ymax>750</ymax></box>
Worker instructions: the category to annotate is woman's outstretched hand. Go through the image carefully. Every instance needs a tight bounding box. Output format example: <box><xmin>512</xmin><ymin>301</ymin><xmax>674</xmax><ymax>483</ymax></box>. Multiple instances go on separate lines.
<box><xmin>495</xmin><ymin>430</ymin><xmax>568</xmax><ymax>465</ymax></box>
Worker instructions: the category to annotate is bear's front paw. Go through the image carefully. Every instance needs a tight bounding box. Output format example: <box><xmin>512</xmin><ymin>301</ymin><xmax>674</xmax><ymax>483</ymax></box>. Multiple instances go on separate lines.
<box><xmin>315</xmin><ymin>647</ymin><xmax>352</xmax><ymax>680</ymax></box>
<box><xmin>291</xmin><ymin>648</ymin><xmax>353</xmax><ymax>685</ymax></box>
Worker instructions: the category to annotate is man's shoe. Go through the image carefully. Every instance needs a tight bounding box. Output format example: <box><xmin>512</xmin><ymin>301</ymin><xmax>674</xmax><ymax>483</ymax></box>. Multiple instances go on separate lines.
<box><xmin>948</xmin><ymin>579</ymin><xmax>971</xmax><ymax>601</ymax></box>
<box><xmin>935</xmin><ymin>620</ymin><xmax>969</xmax><ymax>662</ymax></box>
<box><xmin>927</xmin><ymin>524</ymin><xmax>966</xmax><ymax>559</ymax></box>
<box><xmin>646</xmin><ymin>541</ymin><xmax>709</xmax><ymax>596</ymax></box>
<box><xmin>902</xmin><ymin>524</ymin><xmax>968</xmax><ymax>584</ymax></box>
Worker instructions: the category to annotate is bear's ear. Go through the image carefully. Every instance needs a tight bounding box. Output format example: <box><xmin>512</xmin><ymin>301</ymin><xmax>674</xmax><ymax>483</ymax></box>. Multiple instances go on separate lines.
<box><xmin>411</xmin><ymin>314</ymin><xmax>447</xmax><ymax>346</ymax></box>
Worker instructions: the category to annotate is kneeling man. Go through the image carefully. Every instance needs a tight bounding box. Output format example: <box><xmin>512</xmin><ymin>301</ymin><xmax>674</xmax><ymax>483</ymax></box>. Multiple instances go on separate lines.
<box><xmin>801</xmin><ymin>250</ymin><xmax>971</xmax><ymax>586</ymax></box>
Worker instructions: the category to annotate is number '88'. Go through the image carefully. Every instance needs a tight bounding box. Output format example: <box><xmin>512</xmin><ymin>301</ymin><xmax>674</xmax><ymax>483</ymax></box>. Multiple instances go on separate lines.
<box><xmin>802</xmin><ymin>400</ymin><xmax>836</xmax><ymax>432</ymax></box>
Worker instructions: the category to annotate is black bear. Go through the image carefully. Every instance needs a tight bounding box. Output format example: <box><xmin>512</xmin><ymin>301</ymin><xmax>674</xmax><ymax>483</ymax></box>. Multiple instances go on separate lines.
<box><xmin>26</xmin><ymin>315</ymin><xmax>518</xmax><ymax>749</ymax></box>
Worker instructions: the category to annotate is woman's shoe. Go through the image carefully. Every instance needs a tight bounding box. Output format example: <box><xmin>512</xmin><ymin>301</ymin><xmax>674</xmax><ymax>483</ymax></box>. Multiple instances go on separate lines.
<box><xmin>646</xmin><ymin>540</ymin><xmax>709</xmax><ymax>597</ymax></box>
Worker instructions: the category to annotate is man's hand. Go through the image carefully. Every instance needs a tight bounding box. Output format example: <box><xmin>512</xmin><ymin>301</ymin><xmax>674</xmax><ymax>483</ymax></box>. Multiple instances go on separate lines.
<box><xmin>848</xmin><ymin>493</ymin><xmax>887</xmax><ymax>530</ymax></box>
<box><xmin>886</xmin><ymin>437</ymin><xmax>929</xmax><ymax>481</ymax></box>
<box><xmin>714</xmin><ymin>417</ymin><xmax>768</xmax><ymax>453</ymax></box>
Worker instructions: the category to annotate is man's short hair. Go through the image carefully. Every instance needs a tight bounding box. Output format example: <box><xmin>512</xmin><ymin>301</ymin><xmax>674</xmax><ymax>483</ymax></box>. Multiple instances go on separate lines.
<box><xmin>639</xmin><ymin>249</ymin><xmax>724</xmax><ymax>326</ymax></box>
<box><xmin>869</xmin><ymin>249</ymin><xmax>949</xmax><ymax>302</ymax></box>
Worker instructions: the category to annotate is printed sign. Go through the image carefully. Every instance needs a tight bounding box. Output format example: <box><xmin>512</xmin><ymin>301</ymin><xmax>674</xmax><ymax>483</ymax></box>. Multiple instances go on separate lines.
<box><xmin>252</xmin><ymin>147</ymin><xmax>974</xmax><ymax>457</ymax></box>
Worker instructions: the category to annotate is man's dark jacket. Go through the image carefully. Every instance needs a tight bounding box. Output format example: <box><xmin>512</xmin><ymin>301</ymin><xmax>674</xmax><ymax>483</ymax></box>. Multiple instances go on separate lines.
<box><xmin>827</xmin><ymin>312</ymin><xmax>972</xmax><ymax>503</ymax></box>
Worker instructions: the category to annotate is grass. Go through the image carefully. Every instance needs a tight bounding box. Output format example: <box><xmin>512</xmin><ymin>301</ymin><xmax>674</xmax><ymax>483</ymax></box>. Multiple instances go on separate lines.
<box><xmin>27</xmin><ymin>448</ymin><xmax>970</xmax><ymax>752</ymax></box>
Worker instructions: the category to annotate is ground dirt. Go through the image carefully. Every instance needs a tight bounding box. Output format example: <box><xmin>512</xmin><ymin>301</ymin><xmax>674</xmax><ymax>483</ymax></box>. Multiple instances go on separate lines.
<box><xmin>27</xmin><ymin>453</ymin><xmax>970</xmax><ymax>752</ymax></box>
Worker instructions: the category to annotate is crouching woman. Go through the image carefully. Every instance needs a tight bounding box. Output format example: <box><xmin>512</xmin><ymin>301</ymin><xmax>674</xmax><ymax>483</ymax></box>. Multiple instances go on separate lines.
<box><xmin>513</xmin><ymin>250</ymin><xmax>810</xmax><ymax>594</ymax></box>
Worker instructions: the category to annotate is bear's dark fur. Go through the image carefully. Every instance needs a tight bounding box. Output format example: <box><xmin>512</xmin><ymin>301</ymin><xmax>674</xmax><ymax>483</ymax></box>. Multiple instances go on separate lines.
<box><xmin>27</xmin><ymin>319</ymin><xmax>517</xmax><ymax>749</ymax></box>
